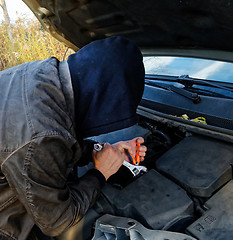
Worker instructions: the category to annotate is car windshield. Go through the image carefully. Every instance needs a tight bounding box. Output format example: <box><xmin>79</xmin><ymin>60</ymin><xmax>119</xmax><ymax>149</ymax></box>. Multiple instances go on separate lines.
<box><xmin>143</xmin><ymin>56</ymin><xmax>233</xmax><ymax>83</ymax></box>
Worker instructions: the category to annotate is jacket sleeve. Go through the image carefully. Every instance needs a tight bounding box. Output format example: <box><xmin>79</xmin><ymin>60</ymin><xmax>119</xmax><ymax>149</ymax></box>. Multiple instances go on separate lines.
<box><xmin>1</xmin><ymin>134</ymin><xmax>105</xmax><ymax>237</ymax></box>
<box><xmin>76</xmin><ymin>139</ymin><xmax>97</xmax><ymax>166</ymax></box>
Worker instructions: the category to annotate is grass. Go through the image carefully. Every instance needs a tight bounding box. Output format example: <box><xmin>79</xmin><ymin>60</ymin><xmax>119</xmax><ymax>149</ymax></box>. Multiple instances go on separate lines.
<box><xmin>0</xmin><ymin>17</ymin><xmax>74</xmax><ymax>71</ymax></box>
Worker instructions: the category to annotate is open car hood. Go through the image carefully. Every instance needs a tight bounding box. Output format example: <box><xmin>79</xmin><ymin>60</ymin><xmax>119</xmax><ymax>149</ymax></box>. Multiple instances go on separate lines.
<box><xmin>23</xmin><ymin>0</ymin><xmax>233</xmax><ymax>60</ymax></box>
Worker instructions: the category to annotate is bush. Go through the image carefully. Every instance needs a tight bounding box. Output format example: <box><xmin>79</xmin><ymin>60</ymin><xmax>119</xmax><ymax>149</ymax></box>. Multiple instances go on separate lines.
<box><xmin>0</xmin><ymin>17</ymin><xmax>74</xmax><ymax>71</ymax></box>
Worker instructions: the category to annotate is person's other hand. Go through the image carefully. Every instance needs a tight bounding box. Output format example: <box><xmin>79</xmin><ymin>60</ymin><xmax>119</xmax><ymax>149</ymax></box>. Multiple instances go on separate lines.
<box><xmin>92</xmin><ymin>141</ymin><xmax>133</xmax><ymax>180</ymax></box>
<box><xmin>113</xmin><ymin>137</ymin><xmax>147</xmax><ymax>163</ymax></box>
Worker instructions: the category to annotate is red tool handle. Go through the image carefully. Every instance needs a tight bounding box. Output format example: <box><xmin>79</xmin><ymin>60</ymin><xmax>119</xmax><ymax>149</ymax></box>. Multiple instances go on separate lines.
<box><xmin>135</xmin><ymin>141</ymin><xmax>141</xmax><ymax>164</ymax></box>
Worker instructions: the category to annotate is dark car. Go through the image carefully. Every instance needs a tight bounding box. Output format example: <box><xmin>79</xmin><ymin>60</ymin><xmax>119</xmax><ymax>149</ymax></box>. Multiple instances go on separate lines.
<box><xmin>22</xmin><ymin>1</ymin><xmax>233</xmax><ymax>239</ymax></box>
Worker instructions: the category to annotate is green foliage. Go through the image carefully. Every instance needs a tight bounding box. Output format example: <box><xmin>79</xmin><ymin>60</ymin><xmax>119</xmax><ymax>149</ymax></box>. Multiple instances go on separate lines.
<box><xmin>0</xmin><ymin>17</ymin><xmax>74</xmax><ymax>71</ymax></box>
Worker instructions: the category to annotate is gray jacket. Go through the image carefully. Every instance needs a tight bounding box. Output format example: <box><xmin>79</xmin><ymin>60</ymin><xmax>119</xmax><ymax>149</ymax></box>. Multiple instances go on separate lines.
<box><xmin>0</xmin><ymin>58</ymin><xmax>103</xmax><ymax>240</ymax></box>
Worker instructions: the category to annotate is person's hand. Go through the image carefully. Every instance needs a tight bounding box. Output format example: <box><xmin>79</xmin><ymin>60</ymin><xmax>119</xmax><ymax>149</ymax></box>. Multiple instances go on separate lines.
<box><xmin>92</xmin><ymin>141</ymin><xmax>134</xmax><ymax>180</ymax></box>
<box><xmin>113</xmin><ymin>137</ymin><xmax>147</xmax><ymax>163</ymax></box>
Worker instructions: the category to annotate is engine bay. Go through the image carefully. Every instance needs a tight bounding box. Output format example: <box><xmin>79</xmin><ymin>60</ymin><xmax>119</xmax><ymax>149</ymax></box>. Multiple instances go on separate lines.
<box><xmin>61</xmin><ymin>110</ymin><xmax>233</xmax><ymax>240</ymax></box>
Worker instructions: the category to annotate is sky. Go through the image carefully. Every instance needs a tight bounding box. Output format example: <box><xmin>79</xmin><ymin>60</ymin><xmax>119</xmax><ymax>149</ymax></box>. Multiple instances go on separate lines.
<box><xmin>0</xmin><ymin>0</ymin><xmax>35</xmax><ymax>22</ymax></box>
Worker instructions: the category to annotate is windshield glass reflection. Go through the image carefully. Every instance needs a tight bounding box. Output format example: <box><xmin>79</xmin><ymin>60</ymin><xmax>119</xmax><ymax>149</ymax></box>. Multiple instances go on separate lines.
<box><xmin>143</xmin><ymin>56</ymin><xmax>233</xmax><ymax>83</ymax></box>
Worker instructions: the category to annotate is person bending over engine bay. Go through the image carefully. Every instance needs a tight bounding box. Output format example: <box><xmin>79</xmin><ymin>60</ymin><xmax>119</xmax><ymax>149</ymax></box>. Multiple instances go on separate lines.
<box><xmin>0</xmin><ymin>36</ymin><xmax>147</xmax><ymax>240</ymax></box>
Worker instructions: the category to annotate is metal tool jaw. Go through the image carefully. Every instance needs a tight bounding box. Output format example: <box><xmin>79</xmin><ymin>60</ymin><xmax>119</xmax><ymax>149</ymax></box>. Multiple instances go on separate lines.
<box><xmin>93</xmin><ymin>143</ymin><xmax>103</xmax><ymax>151</ymax></box>
<box><xmin>123</xmin><ymin>160</ymin><xmax>147</xmax><ymax>177</ymax></box>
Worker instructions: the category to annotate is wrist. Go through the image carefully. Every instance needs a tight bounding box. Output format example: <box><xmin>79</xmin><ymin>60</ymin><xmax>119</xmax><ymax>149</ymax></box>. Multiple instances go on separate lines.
<box><xmin>95</xmin><ymin>167</ymin><xmax>110</xmax><ymax>180</ymax></box>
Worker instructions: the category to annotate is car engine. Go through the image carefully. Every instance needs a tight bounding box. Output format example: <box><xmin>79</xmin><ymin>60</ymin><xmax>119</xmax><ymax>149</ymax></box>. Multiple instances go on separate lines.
<box><xmin>59</xmin><ymin>110</ymin><xmax>233</xmax><ymax>240</ymax></box>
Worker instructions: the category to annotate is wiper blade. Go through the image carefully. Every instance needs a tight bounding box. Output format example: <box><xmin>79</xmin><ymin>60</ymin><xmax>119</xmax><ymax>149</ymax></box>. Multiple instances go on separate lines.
<box><xmin>145</xmin><ymin>80</ymin><xmax>201</xmax><ymax>103</ymax></box>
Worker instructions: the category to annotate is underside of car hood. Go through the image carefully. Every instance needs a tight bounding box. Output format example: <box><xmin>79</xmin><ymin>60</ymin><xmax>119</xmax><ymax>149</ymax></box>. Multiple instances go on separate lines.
<box><xmin>23</xmin><ymin>0</ymin><xmax>233</xmax><ymax>57</ymax></box>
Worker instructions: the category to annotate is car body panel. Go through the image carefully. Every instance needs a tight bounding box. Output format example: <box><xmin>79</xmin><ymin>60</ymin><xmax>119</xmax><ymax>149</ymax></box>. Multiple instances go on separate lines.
<box><xmin>23</xmin><ymin>0</ymin><xmax>233</xmax><ymax>56</ymax></box>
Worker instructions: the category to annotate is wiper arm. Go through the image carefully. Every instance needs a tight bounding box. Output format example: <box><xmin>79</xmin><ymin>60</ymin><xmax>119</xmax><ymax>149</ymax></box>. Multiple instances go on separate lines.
<box><xmin>177</xmin><ymin>75</ymin><xmax>233</xmax><ymax>92</ymax></box>
<box><xmin>145</xmin><ymin>80</ymin><xmax>201</xmax><ymax>104</ymax></box>
<box><xmin>169</xmin><ymin>84</ymin><xmax>201</xmax><ymax>103</ymax></box>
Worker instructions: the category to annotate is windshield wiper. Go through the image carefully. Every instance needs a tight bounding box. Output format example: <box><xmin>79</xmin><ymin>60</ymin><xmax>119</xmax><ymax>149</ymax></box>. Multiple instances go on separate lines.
<box><xmin>177</xmin><ymin>75</ymin><xmax>233</xmax><ymax>92</ymax></box>
<box><xmin>146</xmin><ymin>74</ymin><xmax>233</xmax><ymax>92</ymax></box>
<box><xmin>146</xmin><ymin>74</ymin><xmax>233</xmax><ymax>100</ymax></box>
<box><xmin>145</xmin><ymin>81</ymin><xmax>201</xmax><ymax>103</ymax></box>
<box><xmin>169</xmin><ymin>84</ymin><xmax>201</xmax><ymax>103</ymax></box>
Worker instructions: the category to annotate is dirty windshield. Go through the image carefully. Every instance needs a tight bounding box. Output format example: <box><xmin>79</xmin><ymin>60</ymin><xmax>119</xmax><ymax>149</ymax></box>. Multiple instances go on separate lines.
<box><xmin>143</xmin><ymin>56</ymin><xmax>233</xmax><ymax>83</ymax></box>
